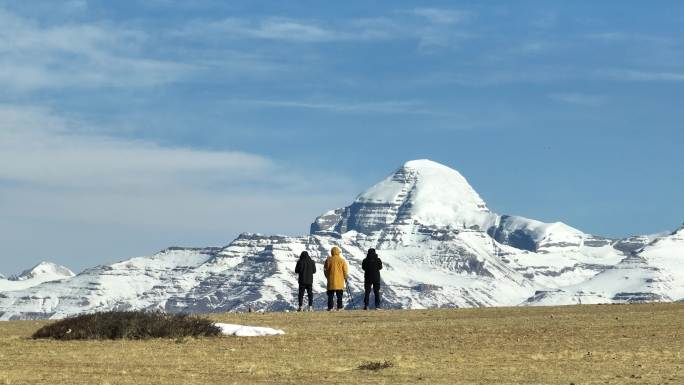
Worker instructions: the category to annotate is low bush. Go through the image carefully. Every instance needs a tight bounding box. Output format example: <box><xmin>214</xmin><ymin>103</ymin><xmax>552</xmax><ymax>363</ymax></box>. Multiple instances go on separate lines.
<box><xmin>357</xmin><ymin>360</ymin><xmax>394</xmax><ymax>371</ymax></box>
<box><xmin>32</xmin><ymin>311</ymin><xmax>222</xmax><ymax>340</ymax></box>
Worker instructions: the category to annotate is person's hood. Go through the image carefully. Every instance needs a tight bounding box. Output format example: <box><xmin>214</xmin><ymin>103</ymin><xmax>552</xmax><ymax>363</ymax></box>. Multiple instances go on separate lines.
<box><xmin>299</xmin><ymin>251</ymin><xmax>311</xmax><ymax>261</ymax></box>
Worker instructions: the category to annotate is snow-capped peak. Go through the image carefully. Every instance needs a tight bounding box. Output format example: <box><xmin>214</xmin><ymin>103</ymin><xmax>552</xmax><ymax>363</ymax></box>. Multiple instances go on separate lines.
<box><xmin>11</xmin><ymin>261</ymin><xmax>75</xmax><ymax>281</ymax></box>
<box><xmin>353</xmin><ymin>159</ymin><xmax>493</xmax><ymax>229</ymax></box>
<box><xmin>1</xmin><ymin>261</ymin><xmax>75</xmax><ymax>294</ymax></box>
<box><xmin>359</xmin><ymin>159</ymin><xmax>487</xmax><ymax>208</ymax></box>
<box><xmin>403</xmin><ymin>159</ymin><xmax>456</xmax><ymax>170</ymax></box>
<box><xmin>312</xmin><ymin>159</ymin><xmax>497</xmax><ymax>234</ymax></box>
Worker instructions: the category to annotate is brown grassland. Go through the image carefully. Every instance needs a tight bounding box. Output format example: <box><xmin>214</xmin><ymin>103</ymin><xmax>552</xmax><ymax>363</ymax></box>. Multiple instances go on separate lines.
<box><xmin>0</xmin><ymin>302</ymin><xmax>682</xmax><ymax>384</ymax></box>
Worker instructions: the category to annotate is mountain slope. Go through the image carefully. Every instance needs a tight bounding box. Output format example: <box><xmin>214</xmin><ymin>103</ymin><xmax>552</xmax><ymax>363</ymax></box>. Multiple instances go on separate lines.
<box><xmin>1</xmin><ymin>160</ymin><xmax>681</xmax><ymax>320</ymax></box>
<box><xmin>637</xmin><ymin>226</ymin><xmax>684</xmax><ymax>299</ymax></box>
<box><xmin>525</xmin><ymin>226</ymin><xmax>684</xmax><ymax>306</ymax></box>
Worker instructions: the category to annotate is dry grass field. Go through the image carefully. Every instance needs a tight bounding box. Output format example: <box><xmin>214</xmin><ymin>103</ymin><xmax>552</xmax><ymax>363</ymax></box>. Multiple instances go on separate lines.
<box><xmin>0</xmin><ymin>303</ymin><xmax>682</xmax><ymax>384</ymax></box>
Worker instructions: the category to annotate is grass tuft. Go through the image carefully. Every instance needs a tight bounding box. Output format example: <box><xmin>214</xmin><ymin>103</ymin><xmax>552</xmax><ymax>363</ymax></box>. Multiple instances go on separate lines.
<box><xmin>32</xmin><ymin>311</ymin><xmax>222</xmax><ymax>340</ymax></box>
<box><xmin>357</xmin><ymin>360</ymin><xmax>394</xmax><ymax>371</ymax></box>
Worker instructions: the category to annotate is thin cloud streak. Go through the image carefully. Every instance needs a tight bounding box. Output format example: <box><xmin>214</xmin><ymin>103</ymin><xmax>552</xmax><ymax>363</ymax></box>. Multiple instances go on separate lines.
<box><xmin>409</xmin><ymin>8</ymin><xmax>470</xmax><ymax>25</ymax></box>
<box><xmin>177</xmin><ymin>8</ymin><xmax>474</xmax><ymax>48</ymax></box>
<box><xmin>177</xmin><ymin>16</ymin><xmax>395</xmax><ymax>43</ymax></box>
<box><xmin>414</xmin><ymin>67</ymin><xmax>577</xmax><ymax>87</ymax></box>
<box><xmin>584</xmin><ymin>32</ymin><xmax>676</xmax><ymax>45</ymax></box>
<box><xmin>603</xmin><ymin>70</ymin><xmax>684</xmax><ymax>82</ymax></box>
<box><xmin>549</xmin><ymin>93</ymin><xmax>605</xmax><ymax>107</ymax></box>
<box><xmin>221</xmin><ymin>98</ymin><xmax>513</xmax><ymax>130</ymax></box>
<box><xmin>228</xmin><ymin>99</ymin><xmax>445</xmax><ymax>115</ymax></box>
<box><xmin>196</xmin><ymin>17</ymin><xmax>340</xmax><ymax>42</ymax></box>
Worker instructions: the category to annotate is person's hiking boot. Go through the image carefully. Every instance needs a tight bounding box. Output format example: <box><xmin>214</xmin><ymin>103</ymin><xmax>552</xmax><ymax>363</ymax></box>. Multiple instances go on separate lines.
<box><xmin>363</xmin><ymin>306</ymin><xmax>368</xmax><ymax>310</ymax></box>
<box><xmin>297</xmin><ymin>306</ymin><xmax>302</xmax><ymax>312</ymax></box>
<box><xmin>307</xmin><ymin>305</ymin><xmax>314</xmax><ymax>312</ymax></box>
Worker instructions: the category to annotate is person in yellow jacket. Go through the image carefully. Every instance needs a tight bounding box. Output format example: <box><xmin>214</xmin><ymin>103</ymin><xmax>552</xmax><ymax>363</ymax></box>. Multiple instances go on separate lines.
<box><xmin>324</xmin><ymin>246</ymin><xmax>349</xmax><ymax>311</ymax></box>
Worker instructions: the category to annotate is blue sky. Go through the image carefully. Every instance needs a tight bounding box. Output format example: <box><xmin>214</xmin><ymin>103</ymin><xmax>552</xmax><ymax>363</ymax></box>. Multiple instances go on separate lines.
<box><xmin>1</xmin><ymin>1</ymin><xmax>683</xmax><ymax>274</ymax></box>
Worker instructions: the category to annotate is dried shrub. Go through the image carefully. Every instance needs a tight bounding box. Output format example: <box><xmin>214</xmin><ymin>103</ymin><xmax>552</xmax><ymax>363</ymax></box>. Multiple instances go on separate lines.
<box><xmin>358</xmin><ymin>360</ymin><xmax>394</xmax><ymax>371</ymax></box>
<box><xmin>32</xmin><ymin>311</ymin><xmax>221</xmax><ymax>340</ymax></box>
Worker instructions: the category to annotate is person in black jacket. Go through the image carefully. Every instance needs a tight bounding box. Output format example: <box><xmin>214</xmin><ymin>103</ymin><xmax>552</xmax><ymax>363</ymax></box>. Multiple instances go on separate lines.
<box><xmin>294</xmin><ymin>251</ymin><xmax>316</xmax><ymax>311</ymax></box>
<box><xmin>361</xmin><ymin>248</ymin><xmax>383</xmax><ymax>310</ymax></box>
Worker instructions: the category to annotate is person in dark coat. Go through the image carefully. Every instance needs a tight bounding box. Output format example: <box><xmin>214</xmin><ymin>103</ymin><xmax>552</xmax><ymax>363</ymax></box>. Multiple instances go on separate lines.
<box><xmin>295</xmin><ymin>251</ymin><xmax>316</xmax><ymax>311</ymax></box>
<box><xmin>361</xmin><ymin>248</ymin><xmax>383</xmax><ymax>310</ymax></box>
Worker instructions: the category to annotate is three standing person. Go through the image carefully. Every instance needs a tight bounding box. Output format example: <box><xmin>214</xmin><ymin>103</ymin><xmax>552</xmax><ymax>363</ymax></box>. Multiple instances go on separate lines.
<box><xmin>361</xmin><ymin>248</ymin><xmax>383</xmax><ymax>310</ymax></box>
<box><xmin>294</xmin><ymin>246</ymin><xmax>382</xmax><ymax>311</ymax></box>
<box><xmin>295</xmin><ymin>251</ymin><xmax>316</xmax><ymax>312</ymax></box>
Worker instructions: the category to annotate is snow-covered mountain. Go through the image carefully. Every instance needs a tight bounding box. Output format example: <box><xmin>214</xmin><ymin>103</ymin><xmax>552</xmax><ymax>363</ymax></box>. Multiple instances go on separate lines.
<box><xmin>1</xmin><ymin>160</ymin><xmax>682</xmax><ymax>320</ymax></box>
<box><xmin>0</xmin><ymin>262</ymin><xmax>74</xmax><ymax>293</ymax></box>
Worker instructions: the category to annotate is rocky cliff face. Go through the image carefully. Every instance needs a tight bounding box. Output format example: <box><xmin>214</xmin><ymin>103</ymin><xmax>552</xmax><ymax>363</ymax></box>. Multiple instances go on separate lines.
<box><xmin>1</xmin><ymin>160</ymin><xmax>681</xmax><ymax>320</ymax></box>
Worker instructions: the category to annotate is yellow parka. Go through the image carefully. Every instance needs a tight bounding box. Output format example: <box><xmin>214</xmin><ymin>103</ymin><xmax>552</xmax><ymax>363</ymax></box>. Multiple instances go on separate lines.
<box><xmin>324</xmin><ymin>247</ymin><xmax>349</xmax><ymax>290</ymax></box>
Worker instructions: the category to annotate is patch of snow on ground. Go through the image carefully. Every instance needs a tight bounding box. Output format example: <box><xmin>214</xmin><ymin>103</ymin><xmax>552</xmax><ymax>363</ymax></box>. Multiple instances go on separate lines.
<box><xmin>215</xmin><ymin>323</ymin><xmax>285</xmax><ymax>337</ymax></box>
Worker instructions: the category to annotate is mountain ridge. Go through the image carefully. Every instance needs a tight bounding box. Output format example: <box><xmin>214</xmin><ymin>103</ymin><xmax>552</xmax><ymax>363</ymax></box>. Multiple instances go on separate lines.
<box><xmin>1</xmin><ymin>159</ymin><xmax>682</xmax><ymax>320</ymax></box>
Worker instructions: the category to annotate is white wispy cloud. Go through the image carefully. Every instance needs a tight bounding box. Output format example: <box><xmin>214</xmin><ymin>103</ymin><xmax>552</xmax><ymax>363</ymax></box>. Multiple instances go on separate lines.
<box><xmin>415</xmin><ymin>66</ymin><xmax>577</xmax><ymax>87</ymax></box>
<box><xmin>178</xmin><ymin>17</ymin><xmax>373</xmax><ymax>43</ymax></box>
<box><xmin>419</xmin><ymin>66</ymin><xmax>684</xmax><ymax>88</ymax></box>
<box><xmin>228</xmin><ymin>99</ymin><xmax>442</xmax><ymax>115</ymax></box>
<box><xmin>516</xmin><ymin>40</ymin><xmax>554</xmax><ymax>53</ymax></box>
<box><xmin>584</xmin><ymin>32</ymin><xmax>675</xmax><ymax>45</ymax></box>
<box><xmin>0</xmin><ymin>104</ymin><xmax>354</xmax><ymax>234</ymax></box>
<box><xmin>549</xmin><ymin>93</ymin><xmax>605</xmax><ymax>107</ymax></box>
<box><xmin>601</xmin><ymin>69</ymin><xmax>684</xmax><ymax>82</ymax></box>
<box><xmin>531</xmin><ymin>11</ymin><xmax>558</xmax><ymax>29</ymax></box>
<box><xmin>409</xmin><ymin>8</ymin><xmax>470</xmax><ymax>25</ymax></box>
<box><xmin>222</xmin><ymin>98</ymin><xmax>512</xmax><ymax>129</ymax></box>
<box><xmin>178</xmin><ymin>16</ymin><xmax>419</xmax><ymax>43</ymax></box>
<box><xmin>0</xmin><ymin>103</ymin><xmax>358</xmax><ymax>272</ymax></box>
<box><xmin>195</xmin><ymin>17</ymin><xmax>341</xmax><ymax>42</ymax></box>
<box><xmin>0</xmin><ymin>8</ymin><xmax>190</xmax><ymax>91</ymax></box>
<box><xmin>177</xmin><ymin>8</ymin><xmax>474</xmax><ymax>49</ymax></box>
